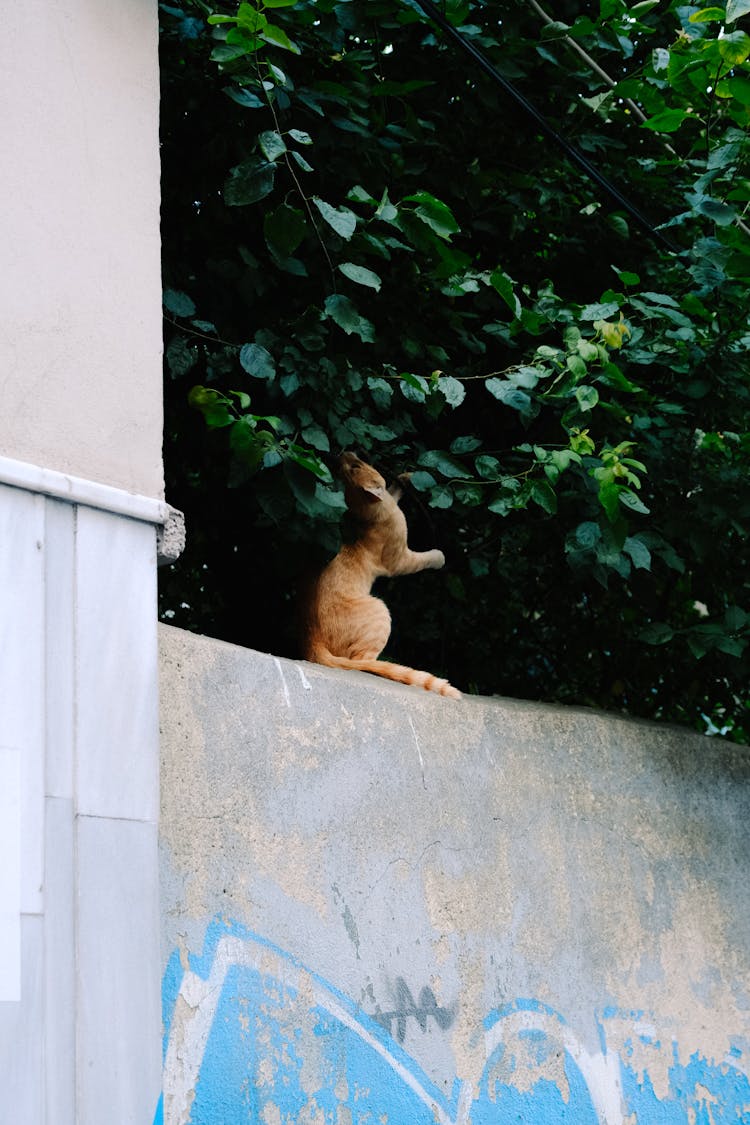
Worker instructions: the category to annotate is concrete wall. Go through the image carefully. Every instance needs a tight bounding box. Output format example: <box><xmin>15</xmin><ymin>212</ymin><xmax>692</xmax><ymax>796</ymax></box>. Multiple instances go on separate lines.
<box><xmin>158</xmin><ymin>626</ymin><xmax>750</xmax><ymax>1124</ymax></box>
<box><xmin>0</xmin><ymin>0</ymin><xmax>163</xmax><ymax>497</ymax></box>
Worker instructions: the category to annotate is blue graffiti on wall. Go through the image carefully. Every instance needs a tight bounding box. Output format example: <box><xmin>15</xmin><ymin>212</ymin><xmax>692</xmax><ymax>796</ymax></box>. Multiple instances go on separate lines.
<box><xmin>156</xmin><ymin>918</ymin><xmax>750</xmax><ymax>1124</ymax></box>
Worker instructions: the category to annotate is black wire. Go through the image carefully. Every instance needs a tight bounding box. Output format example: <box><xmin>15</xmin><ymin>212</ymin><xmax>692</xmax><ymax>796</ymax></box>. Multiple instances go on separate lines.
<box><xmin>410</xmin><ymin>0</ymin><xmax>678</xmax><ymax>253</ymax></box>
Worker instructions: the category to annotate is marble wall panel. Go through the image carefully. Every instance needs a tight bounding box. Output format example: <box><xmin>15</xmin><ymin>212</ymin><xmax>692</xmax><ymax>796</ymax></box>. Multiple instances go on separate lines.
<box><xmin>0</xmin><ymin>484</ymin><xmax>45</xmax><ymax>917</ymax></box>
<box><xmin>43</xmin><ymin>796</ymin><xmax>76</xmax><ymax>1125</ymax></box>
<box><xmin>75</xmin><ymin>506</ymin><xmax>159</xmax><ymax>822</ymax></box>
<box><xmin>0</xmin><ymin>915</ymin><xmax>45</xmax><ymax>1122</ymax></box>
<box><xmin>44</xmin><ymin>499</ymin><xmax>76</xmax><ymax>801</ymax></box>
<box><xmin>76</xmin><ymin>813</ymin><xmax>161</xmax><ymax>1125</ymax></box>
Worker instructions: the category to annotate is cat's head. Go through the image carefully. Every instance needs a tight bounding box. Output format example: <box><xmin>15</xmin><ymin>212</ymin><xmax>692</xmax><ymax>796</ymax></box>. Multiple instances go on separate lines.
<box><xmin>339</xmin><ymin>451</ymin><xmax>387</xmax><ymax>507</ymax></box>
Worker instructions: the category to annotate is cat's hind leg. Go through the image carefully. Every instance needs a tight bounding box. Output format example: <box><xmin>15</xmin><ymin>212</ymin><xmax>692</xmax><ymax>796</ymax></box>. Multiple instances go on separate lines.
<box><xmin>346</xmin><ymin>595</ymin><xmax>391</xmax><ymax>660</ymax></box>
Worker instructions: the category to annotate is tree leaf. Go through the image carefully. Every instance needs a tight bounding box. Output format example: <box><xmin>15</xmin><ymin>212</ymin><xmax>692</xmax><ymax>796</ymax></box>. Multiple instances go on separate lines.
<box><xmin>288</xmin><ymin>128</ymin><xmax>313</xmax><ymax>145</ymax></box>
<box><xmin>715</xmin><ymin>635</ymin><xmax>747</xmax><ymax>657</ymax></box>
<box><xmin>697</xmin><ymin>197</ymin><xmax>738</xmax><ymax>226</ymax></box>
<box><xmin>166</xmin><ymin>336</ymin><xmax>197</xmax><ymax>378</ymax></box>
<box><xmin>188</xmin><ymin>386</ymin><xmax>233</xmax><ymax>428</ymax></box>
<box><xmin>324</xmin><ymin>294</ymin><xmax>374</xmax><ymax>341</ymax></box>
<box><xmin>324</xmin><ymin>294</ymin><xmax>360</xmax><ymax>334</ymax></box>
<box><xmin>580</xmin><ymin>300</ymin><xmax>620</xmax><ymax>320</ymax></box>
<box><xmin>598</xmin><ymin>481</ymin><xmax>622</xmax><ymax>524</ymax></box>
<box><xmin>619</xmin><ymin>488</ymin><xmax>650</xmax><ymax>515</ymax></box>
<box><xmin>211</xmin><ymin>43</ymin><xmax>252</xmax><ymax>63</ymax></box>
<box><xmin>239</xmin><ymin>343</ymin><xmax>276</xmax><ymax>380</ymax></box>
<box><xmin>301</xmin><ymin>423</ymin><xmax>330</xmax><ymax>452</ymax></box>
<box><xmin>403</xmin><ymin>191</ymin><xmax>460</xmax><ymax>240</ymax></box>
<box><xmin>451</xmin><ymin>435</ymin><xmax>482</xmax><ymax>454</ymax></box>
<box><xmin>236</xmin><ymin>3</ymin><xmax>266</xmax><ymax>30</ymax></box>
<box><xmin>639</xmin><ymin>623</ymin><xmax>674</xmax><ymax>644</ymax></box>
<box><xmin>652</xmin><ymin>47</ymin><xmax>670</xmax><ymax>71</ymax></box>
<box><xmin>487</xmin><ymin>492</ymin><xmax>512</xmax><ymax>516</ymax></box>
<box><xmin>285</xmin><ymin>444</ymin><xmax>330</xmax><ymax>481</ymax></box>
<box><xmin>567</xmin><ymin>354</ymin><xmax>587</xmax><ymax>380</ymax></box>
<box><xmin>375</xmin><ymin>190</ymin><xmax>399</xmax><ymax>224</ymax></box>
<box><xmin>313</xmin><ymin>198</ymin><xmax>357</xmax><ymax>239</ymax></box>
<box><xmin>485</xmin><ymin>378</ymin><xmax>532</xmax><ymax>413</ymax></box>
<box><xmin>264</xmin><ymin>204</ymin><xmax>307</xmax><ymax>258</ymax></box>
<box><xmin>261</xmin><ymin>22</ymin><xmax>300</xmax><ymax>52</ymax></box>
<box><xmin>428</xmin><ymin>485</ymin><xmax>454</xmax><ymax>509</ymax></box>
<box><xmin>574</xmin><ymin>521</ymin><xmax>601</xmax><ymax>549</ymax></box>
<box><xmin>258</xmin><ymin>130</ymin><xmax>287</xmax><ymax>161</ymax></box>
<box><xmin>475</xmin><ymin>454</ymin><xmax>500</xmax><ymax>479</ymax></box>
<box><xmin>642</xmin><ymin>109</ymin><xmax>690</xmax><ymax>132</ymax></box>
<box><xmin>226</xmin><ymin>22</ymin><xmax>265</xmax><ymax>47</ymax></box>
<box><xmin>418</xmin><ymin>450</ymin><xmax>472</xmax><ymax>479</ymax></box>
<box><xmin>224</xmin><ymin>158</ymin><xmax>276</xmax><ymax>205</ymax></box>
<box><xmin>540</xmin><ymin>20</ymin><xmax>571</xmax><ymax>38</ymax></box>
<box><xmin>531</xmin><ymin>479</ymin><xmax>557</xmax><ymax>514</ymax></box>
<box><xmin>399</xmin><ymin>373</ymin><xmax>428</xmax><ymax>401</ymax></box>
<box><xmin>438</xmin><ymin>376</ymin><xmax>466</xmax><ymax>408</ymax></box>
<box><xmin>338</xmin><ymin>262</ymin><xmax>382</xmax><ymax>291</ymax></box>
<box><xmin>718</xmin><ymin>30</ymin><xmax>750</xmax><ymax>66</ymax></box>
<box><xmin>623</xmin><ymin>536</ymin><xmax>652</xmax><ymax>570</ymax></box>
<box><xmin>409</xmin><ymin>470</ymin><xmax>437</xmax><ymax>491</ymax></box>
<box><xmin>163</xmin><ymin>289</ymin><xmax>196</xmax><ymax>317</ymax></box>
<box><xmin>688</xmin><ymin>6</ymin><xmax>726</xmax><ymax>20</ymax></box>
<box><xmin>290</xmin><ymin>150</ymin><xmax>314</xmax><ymax>173</ymax></box>
<box><xmin>223</xmin><ymin>86</ymin><xmax>264</xmax><ymax>109</ymax></box>
<box><xmin>367</xmin><ymin>376</ymin><xmax>393</xmax><ymax>409</ymax></box>
<box><xmin>490</xmin><ymin>269</ymin><xmax>521</xmax><ymax>317</ymax></box>
<box><xmin>575</xmin><ymin>385</ymin><xmax>599</xmax><ymax>411</ymax></box>
<box><xmin>726</xmin><ymin>0</ymin><xmax>750</xmax><ymax>21</ymax></box>
<box><xmin>724</xmin><ymin>605</ymin><xmax>748</xmax><ymax>631</ymax></box>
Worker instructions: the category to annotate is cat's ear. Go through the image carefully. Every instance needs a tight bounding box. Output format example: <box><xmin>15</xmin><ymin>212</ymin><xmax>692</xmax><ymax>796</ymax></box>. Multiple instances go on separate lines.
<box><xmin>361</xmin><ymin>483</ymin><xmax>386</xmax><ymax>501</ymax></box>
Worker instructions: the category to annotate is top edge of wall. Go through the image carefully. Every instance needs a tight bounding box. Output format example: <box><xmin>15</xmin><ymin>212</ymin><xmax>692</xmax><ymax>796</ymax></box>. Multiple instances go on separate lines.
<box><xmin>158</xmin><ymin>623</ymin><xmax>747</xmax><ymax>753</ymax></box>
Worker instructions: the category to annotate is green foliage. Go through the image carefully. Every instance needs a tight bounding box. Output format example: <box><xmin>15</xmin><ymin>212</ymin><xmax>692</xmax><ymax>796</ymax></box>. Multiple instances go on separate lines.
<box><xmin>160</xmin><ymin>0</ymin><xmax>750</xmax><ymax>741</ymax></box>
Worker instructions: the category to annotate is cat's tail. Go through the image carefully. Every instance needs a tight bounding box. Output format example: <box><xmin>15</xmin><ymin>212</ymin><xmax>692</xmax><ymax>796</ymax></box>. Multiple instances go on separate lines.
<box><xmin>309</xmin><ymin>649</ymin><xmax>461</xmax><ymax>700</ymax></box>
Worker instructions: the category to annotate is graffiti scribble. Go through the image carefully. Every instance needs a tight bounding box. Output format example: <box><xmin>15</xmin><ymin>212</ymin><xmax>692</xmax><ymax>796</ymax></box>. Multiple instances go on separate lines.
<box><xmin>373</xmin><ymin>977</ymin><xmax>455</xmax><ymax>1042</ymax></box>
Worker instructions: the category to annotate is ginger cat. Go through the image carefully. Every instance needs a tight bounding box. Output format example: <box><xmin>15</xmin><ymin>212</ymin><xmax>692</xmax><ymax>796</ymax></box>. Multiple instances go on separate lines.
<box><xmin>301</xmin><ymin>452</ymin><xmax>460</xmax><ymax>699</ymax></box>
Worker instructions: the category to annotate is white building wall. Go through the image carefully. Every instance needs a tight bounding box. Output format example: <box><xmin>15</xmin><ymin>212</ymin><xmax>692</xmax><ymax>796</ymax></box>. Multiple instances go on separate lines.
<box><xmin>0</xmin><ymin>0</ymin><xmax>163</xmax><ymax>498</ymax></box>
<box><xmin>0</xmin><ymin>0</ymin><xmax>164</xmax><ymax>1120</ymax></box>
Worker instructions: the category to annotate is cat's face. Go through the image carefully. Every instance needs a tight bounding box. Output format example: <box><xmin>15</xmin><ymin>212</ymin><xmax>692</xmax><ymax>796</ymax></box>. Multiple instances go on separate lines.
<box><xmin>339</xmin><ymin>452</ymin><xmax>387</xmax><ymax>505</ymax></box>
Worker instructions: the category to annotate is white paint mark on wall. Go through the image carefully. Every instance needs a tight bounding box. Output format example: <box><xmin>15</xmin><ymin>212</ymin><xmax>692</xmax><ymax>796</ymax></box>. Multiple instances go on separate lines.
<box><xmin>0</xmin><ymin>747</ymin><xmax>21</xmax><ymax>1001</ymax></box>
<box><xmin>297</xmin><ymin>665</ymin><xmax>312</xmax><ymax>691</ymax></box>
<box><xmin>408</xmin><ymin>716</ymin><xmax>426</xmax><ymax>790</ymax></box>
<box><xmin>273</xmin><ymin>658</ymin><xmax>291</xmax><ymax>708</ymax></box>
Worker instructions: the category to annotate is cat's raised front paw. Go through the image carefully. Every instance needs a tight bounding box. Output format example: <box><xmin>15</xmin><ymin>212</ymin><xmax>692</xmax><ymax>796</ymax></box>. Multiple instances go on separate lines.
<box><xmin>430</xmin><ymin>549</ymin><xmax>446</xmax><ymax>569</ymax></box>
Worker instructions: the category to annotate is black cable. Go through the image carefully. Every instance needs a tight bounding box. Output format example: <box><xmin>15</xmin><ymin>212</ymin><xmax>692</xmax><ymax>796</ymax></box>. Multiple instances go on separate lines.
<box><xmin>410</xmin><ymin>0</ymin><xmax>678</xmax><ymax>253</ymax></box>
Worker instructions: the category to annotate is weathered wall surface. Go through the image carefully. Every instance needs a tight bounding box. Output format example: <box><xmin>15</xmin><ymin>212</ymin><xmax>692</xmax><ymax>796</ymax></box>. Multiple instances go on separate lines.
<box><xmin>0</xmin><ymin>0</ymin><xmax>163</xmax><ymax>497</ymax></box>
<box><xmin>158</xmin><ymin>625</ymin><xmax>750</xmax><ymax>1124</ymax></box>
